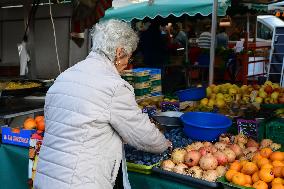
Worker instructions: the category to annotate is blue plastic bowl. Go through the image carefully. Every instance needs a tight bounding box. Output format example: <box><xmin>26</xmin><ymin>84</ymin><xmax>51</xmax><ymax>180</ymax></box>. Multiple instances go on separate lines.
<box><xmin>180</xmin><ymin>112</ymin><xmax>232</xmax><ymax>141</ymax></box>
<box><xmin>176</xmin><ymin>87</ymin><xmax>206</xmax><ymax>102</ymax></box>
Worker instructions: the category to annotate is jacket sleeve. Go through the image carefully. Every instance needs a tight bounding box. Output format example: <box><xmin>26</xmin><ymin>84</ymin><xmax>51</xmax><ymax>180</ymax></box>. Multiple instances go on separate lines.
<box><xmin>109</xmin><ymin>84</ymin><xmax>168</xmax><ymax>154</ymax></box>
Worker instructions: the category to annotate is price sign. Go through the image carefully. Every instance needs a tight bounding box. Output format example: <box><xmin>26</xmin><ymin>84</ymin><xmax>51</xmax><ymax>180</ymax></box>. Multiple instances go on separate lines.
<box><xmin>237</xmin><ymin>119</ymin><xmax>258</xmax><ymax>140</ymax></box>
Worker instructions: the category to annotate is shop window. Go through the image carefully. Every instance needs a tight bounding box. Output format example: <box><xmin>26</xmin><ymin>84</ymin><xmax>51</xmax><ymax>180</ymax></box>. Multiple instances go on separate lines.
<box><xmin>257</xmin><ymin>22</ymin><xmax>273</xmax><ymax>40</ymax></box>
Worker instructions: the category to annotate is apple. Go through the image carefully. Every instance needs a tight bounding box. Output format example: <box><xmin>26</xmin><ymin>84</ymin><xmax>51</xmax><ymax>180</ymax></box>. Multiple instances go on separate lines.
<box><xmin>264</xmin><ymin>98</ymin><xmax>270</xmax><ymax>104</ymax></box>
<box><xmin>255</xmin><ymin>97</ymin><xmax>263</xmax><ymax>104</ymax></box>
<box><xmin>264</xmin><ymin>85</ymin><xmax>273</xmax><ymax>94</ymax></box>
<box><xmin>271</xmin><ymin>91</ymin><xmax>279</xmax><ymax>100</ymax></box>
<box><xmin>206</xmin><ymin>87</ymin><xmax>212</xmax><ymax>97</ymax></box>
<box><xmin>259</xmin><ymin>91</ymin><xmax>267</xmax><ymax>98</ymax></box>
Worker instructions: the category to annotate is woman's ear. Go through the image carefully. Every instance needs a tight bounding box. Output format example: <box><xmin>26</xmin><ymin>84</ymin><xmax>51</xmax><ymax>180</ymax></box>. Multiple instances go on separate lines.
<box><xmin>116</xmin><ymin>47</ymin><xmax>123</xmax><ymax>59</ymax></box>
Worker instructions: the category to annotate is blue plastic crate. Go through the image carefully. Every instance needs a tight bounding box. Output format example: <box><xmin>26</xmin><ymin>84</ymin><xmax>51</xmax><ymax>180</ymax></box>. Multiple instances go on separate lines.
<box><xmin>1</xmin><ymin>126</ymin><xmax>36</xmax><ymax>147</ymax></box>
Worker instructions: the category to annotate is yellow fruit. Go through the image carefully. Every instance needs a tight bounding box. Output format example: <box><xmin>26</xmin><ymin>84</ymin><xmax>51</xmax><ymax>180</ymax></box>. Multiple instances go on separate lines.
<box><xmin>216</xmin><ymin>99</ymin><xmax>225</xmax><ymax>108</ymax></box>
<box><xmin>200</xmin><ymin>98</ymin><xmax>209</xmax><ymax>106</ymax></box>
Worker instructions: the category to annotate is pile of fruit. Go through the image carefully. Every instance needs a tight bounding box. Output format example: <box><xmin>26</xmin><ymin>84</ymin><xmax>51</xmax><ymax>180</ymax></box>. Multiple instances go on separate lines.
<box><xmin>125</xmin><ymin>128</ymin><xmax>192</xmax><ymax>166</ymax></box>
<box><xmin>23</xmin><ymin>116</ymin><xmax>45</xmax><ymax>131</ymax></box>
<box><xmin>225</xmin><ymin>150</ymin><xmax>284</xmax><ymax>189</ymax></box>
<box><xmin>160</xmin><ymin>134</ymin><xmax>282</xmax><ymax>182</ymax></box>
<box><xmin>201</xmin><ymin>81</ymin><xmax>284</xmax><ymax>111</ymax></box>
<box><xmin>2</xmin><ymin>81</ymin><xmax>41</xmax><ymax>90</ymax></box>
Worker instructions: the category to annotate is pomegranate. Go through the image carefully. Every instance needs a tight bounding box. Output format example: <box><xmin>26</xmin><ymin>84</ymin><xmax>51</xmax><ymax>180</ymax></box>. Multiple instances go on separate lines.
<box><xmin>173</xmin><ymin>163</ymin><xmax>188</xmax><ymax>175</ymax></box>
<box><xmin>184</xmin><ymin>150</ymin><xmax>201</xmax><ymax>167</ymax></box>
<box><xmin>187</xmin><ymin>166</ymin><xmax>203</xmax><ymax>179</ymax></box>
<box><xmin>210</xmin><ymin>146</ymin><xmax>218</xmax><ymax>153</ymax></box>
<box><xmin>199</xmin><ymin>154</ymin><xmax>218</xmax><ymax>170</ymax></box>
<box><xmin>219</xmin><ymin>133</ymin><xmax>233</xmax><ymax>144</ymax></box>
<box><xmin>270</xmin><ymin>143</ymin><xmax>282</xmax><ymax>151</ymax></box>
<box><xmin>203</xmin><ymin>142</ymin><xmax>213</xmax><ymax>147</ymax></box>
<box><xmin>260</xmin><ymin>139</ymin><xmax>273</xmax><ymax>148</ymax></box>
<box><xmin>202</xmin><ymin>170</ymin><xmax>218</xmax><ymax>182</ymax></box>
<box><xmin>229</xmin><ymin>144</ymin><xmax>243</xmax><ymax>158</ymax></box>
<box><xmin>216</xmin><ymin>166</ymin><xmax>227</xmax><ymax>177</ymax></box>
<box><xmin>191</xmin><ymin>142</ymin><xmax>204</xmax><ymax>150</ymax></box>
<box><xmin>219</xmin><ymin>134</ymin><xmax>231</xmax><ymax>144</ymax></box>
<box><xmin>246</xmin><ymin>138</ymin><xmax>259</xmax><ymax>148</ymax></box>
<box><xmin>171</xmin><ymin>148</ymin><xmax>187</xmax><ymax>164</ymax></box>
<box><xmin>222</xmin><ymin>148</ymin><xmax>236</xmax><ymax>163</ymax></box>
<box><xmin>214</xmin><ymin>142</ymin><xmax>227</xmax><ymax>151</ymax></box>
<box><xmin>161</xmin><ymin>159</ymin><xmax>175</xmax><ymax>171</ymax></box>
<box><xmin>234</xmin><ymin>134</ymin><xmax>248</xmax><ymax>145</ymax></box>
<box><xmin>246</xmin><ymin>147</ymin><xmax>258</xmax><ymax>153</ymax></box>
<box><xmin>213</xmin><ymin>151</ymin><xmax>228</xmax><ymax>166</ymax></box>
<box><xmin>199</xmin><ymin>147</ymin><xmax>212</xmax><ymax>156</ymax></box>
<box><xmin>245</xmin><ymin>152</ymin><xmax>256</xmax><ymax>161</ymax></box>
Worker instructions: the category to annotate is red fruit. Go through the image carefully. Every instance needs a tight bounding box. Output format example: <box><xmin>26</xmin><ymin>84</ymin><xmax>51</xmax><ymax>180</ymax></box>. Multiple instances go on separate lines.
<box><xmin>264</xmin><ymin>85</ymin><xmax>273</xmax><ymax>94</ymax></box>
<box><xmin>230</xmin><ymin>144</ymin><xmax>243</xmax><ymax>158</ymax></box>
<box><xmin>184</xmin><ymin>150</ymin><xmax>201</xmax><ymax>167</ymax></box>
<box><xmin>213</xmin><ymin>151</ymin><xmax>228</xmax><ymax>166</ymax></box>
<box><xmin>199</xmin><ymin>147</ymin><xmax>212</xmax><ymax>156</ymax></box>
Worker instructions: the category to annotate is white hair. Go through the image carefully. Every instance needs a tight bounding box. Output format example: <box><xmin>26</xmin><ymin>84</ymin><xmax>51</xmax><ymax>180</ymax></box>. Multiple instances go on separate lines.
<box><xmin>91</xmin><ymin>19</ymin><xmax>139</xmax><ymax>62</ymax></box>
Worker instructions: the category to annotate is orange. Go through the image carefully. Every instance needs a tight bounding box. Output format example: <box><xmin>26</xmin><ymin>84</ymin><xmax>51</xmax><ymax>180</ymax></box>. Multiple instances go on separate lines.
<box><xmin>282</xmin><ymin>167</ymin><xmax>284</xmax><ymax>177</ymax></box>
<box><xmin>244</xmin><ymin>184</ymin><xmax>252</xmax><ymax>187</ymax></box>
<box><xmin>244</xmin><ymin>175</ymin><xmax>253</xmax><ymax>185</ymax></box>
<box><xmin>242</xmin><ymin>162</ymin><xmax>258</xmax><ymax>175</ymax></box>
<box><xmin>272</xmin><ymin>178</ymin><xmax>284</xmax><ymax>185</ymax></box>
<box><xmin>273</xmin><ymin>167</ymin><xmax>283</xmax><ymax>178</ymax></box>
<box><xmin>36</xmin><ymin>119</ymin><xmax>45</xmax><ymax>131</ymax></box>
<box><xmin>273</xmin><ymin>161</ymin><xmax>284</xmax><ymax>167</ymax></box>
<box><xmin>257</xmin><ymin>158</ymin><xmax>271</xmax><ymax>169</ymax></box>
<box><xmin>272</xmin><ymin>183</ymin><xmax>284</xmax><ymax>189</ymax></box>
<box><xmin>259</xmin><ymin>168</ymin><xmax>275</xmax><ymax>183</ymax></box>
<box><xmin>260</xmin><ymin>148</ymin><xmax>273</xmax><ymax>158</ymax></box>
<box><xmin>11</xmin><ymin>127</ymin><xmax>21</xmax><ymax>133</ymax></box>
<box><xmin>240</xmin><ymin>160</ymin><xmax>249</xmax><ymax>167</ymax></box>
<box><xmin>23</xmin><ymin>118</ymin><xmax>37</xmax><ymax>130</ymax></box>
<box><xmin>252</xmin><ymin>172</ymin><xmax>260</xmax><ymax>183</ymax></box>
<box><xmin>232</xmin><ymin>172</ymin><xmax>247</xmax><ymax>186</ymax></box>
<box><xmin>253</xmin><ymin>153</ymin><xmax>264</xmax><ymax>163</ymax></box>
<box><xmin>35</xmin><ymin>116</ymin><xmax>44</xmax><ymax>124</ymax></box>
<box><xmin>261</xmin><ymin>163</ymin><xmax>273</xmax><ymax>170</ymax></box>
<box><xmin>226</xmin><ymin>169</ymin><xmax>238</xmax><ymax>182</ymax></box>
<box><xmin>253</xmin><ymin>180</ymin><xmax>268</xmax><ymax>189</ymax></box>
<box><xmin>271</xmin><ymin>152</ymin><xmax>284</xmax><ymax>162</ymax></box>
<box><xmin>230</xmin><ymin>161</ymin><xmax>242</xmax><ymax>172</ymax></box>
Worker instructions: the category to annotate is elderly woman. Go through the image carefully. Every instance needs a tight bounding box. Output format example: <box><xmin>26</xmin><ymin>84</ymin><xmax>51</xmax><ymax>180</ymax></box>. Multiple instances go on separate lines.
<box><xmin>34</xmin><ymin>20</ymin><xmax>170</xmax><ymax>189</ymax></box>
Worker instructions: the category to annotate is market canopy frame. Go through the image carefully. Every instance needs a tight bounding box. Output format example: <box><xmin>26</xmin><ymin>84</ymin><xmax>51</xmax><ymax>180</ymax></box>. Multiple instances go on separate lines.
<box><xmin>102</xmin><ymin>0</ymin><xmax>231</xmax><ymax>22</ymax></box>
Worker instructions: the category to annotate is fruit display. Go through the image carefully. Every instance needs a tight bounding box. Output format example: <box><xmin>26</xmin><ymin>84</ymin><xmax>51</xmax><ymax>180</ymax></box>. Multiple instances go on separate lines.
<box><xmin>160</xmin><ymin>133</ymin><xmax>282</xmax><ymax>182</ymax></box>
<box><xmin>0</xmin><ymin>81</ymin><xmax>41</xmax><ymax>90</ymax></box>
<box><xmin>23</xmin><ymin>116</ymin><xmax>45</xmax><ymax>131</ymax></box>
<box><xmin>224</xmin><ymin>150</ymin><xmax>284</xmax><ymax>189</ymax></box>
<box><xmin>201</xmin><ymin>81</ymin><xmax>284</xmax><ymax>110</ymax></box>
<box><xmin>125</xmin><ymin>128</ymin><xmax>192</xmax><ymax>166</ymax></box>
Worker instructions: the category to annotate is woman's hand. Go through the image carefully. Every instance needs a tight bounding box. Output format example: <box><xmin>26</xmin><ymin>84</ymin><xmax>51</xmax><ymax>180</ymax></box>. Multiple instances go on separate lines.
<box><xmin>166</xmin><ymin>140</ymin><xmax>173</xmax><ymax>152</ymax></box>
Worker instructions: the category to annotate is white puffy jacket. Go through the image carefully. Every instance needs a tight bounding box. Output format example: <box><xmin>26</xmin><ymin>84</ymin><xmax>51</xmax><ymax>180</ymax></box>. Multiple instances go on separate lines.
<box><xmin>34</xmin><ymin>52</ymin><xmax>168</xmax><ymax>189</ymax></box>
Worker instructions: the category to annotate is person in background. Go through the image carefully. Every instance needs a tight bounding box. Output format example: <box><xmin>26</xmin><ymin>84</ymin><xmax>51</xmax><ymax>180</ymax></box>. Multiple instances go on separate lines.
<box><xmin>139</xmin><ymin>20</ymin><xmax>167</xmax><ymax>67</ymax></box>
<box><xmin>197</xmin><ymin>25</ymin><xmax>211</xmax><ymax>49</ymax></box>
<box><xmin>34</xmin><ymin>19</ymin><xmax>171</xmax><ymax>189</ymax></box>
<box><xmin>173</xmin><ymin>23</ymin><xmax>188</xmax><ymax>48</ymax></box>
<box><xmin>216</xmin><ymin>27</ymin><xmax>229</xmax><ymax>48</ymax></box>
